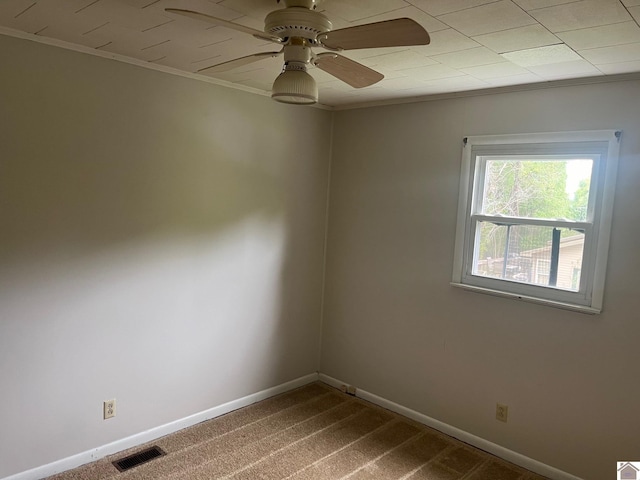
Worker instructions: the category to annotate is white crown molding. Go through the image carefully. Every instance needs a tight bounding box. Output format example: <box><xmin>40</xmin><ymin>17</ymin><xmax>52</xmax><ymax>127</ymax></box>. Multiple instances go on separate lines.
<box><xmin>0</xmin><ymin>27</ymin><xmax>269</xmax><ymax>95</ymax></box>
<box><xmin>0</xmin><ymin>26</ymin><xmax>334</xmax><ymax>111</ymax></box>
<box><xmin>333</xmin><ymin>72</ymin><xmax>640</xmax><ymax>110</ymax></box>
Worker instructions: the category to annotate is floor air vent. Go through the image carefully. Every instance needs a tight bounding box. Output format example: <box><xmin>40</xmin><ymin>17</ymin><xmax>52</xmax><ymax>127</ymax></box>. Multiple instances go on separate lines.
<box><xmin>112</xmin><ymin>446</ymin><xmax>166</xmax><ymax>472</ymax></box>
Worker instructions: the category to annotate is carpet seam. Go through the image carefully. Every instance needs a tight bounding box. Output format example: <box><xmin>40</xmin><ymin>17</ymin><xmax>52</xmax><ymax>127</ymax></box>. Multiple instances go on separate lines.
<box><xmin>459</xmin><ymin>458</ymin><xmax>492</xmax><ymax>480</ymax></box>
<box><xmin>158</xmin><ymin>391</ymin><xmax>339</xmax><ymax>463</ymax></box>
<box><xmin>280</xmin><ymin>418</ymin><xmax>403</xmax><ymax>480</ymax></box>
<box><xmin>337</xmin><ymin>430</ymin><xmax>428</xmax><ymax>480</ymax></box>
<box><xmin>397</xmin><ymin>444</ymin><xmax>459</xmax><ymax>480</ymax></box>
<box><xmin>166</xmin><ymin>398</ymin><xmax>368</xmax><ymax>479</ymax></box>
<box><xmin>218</xmin><ymin>406</ymin><xmax>376</xmax><ymax>480</ymax></box>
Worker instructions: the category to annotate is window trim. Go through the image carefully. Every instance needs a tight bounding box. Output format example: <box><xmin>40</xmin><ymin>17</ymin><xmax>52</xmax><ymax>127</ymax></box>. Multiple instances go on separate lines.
<box><xmin>452</xmin><ymin>130</ymin><xmax>620</xmax><ymax>314</ymax></box>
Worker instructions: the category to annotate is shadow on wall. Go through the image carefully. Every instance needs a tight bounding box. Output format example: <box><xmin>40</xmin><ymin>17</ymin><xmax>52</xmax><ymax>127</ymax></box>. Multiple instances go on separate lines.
<box><xmin>1</xmin><ymin>99</ymin><xmax>283</xmax><ymax>261</ymax></box>
<box><xmin>0</xmin><ymin>35</ymin><xmax>329</xmax><ymax>477</ymax></box>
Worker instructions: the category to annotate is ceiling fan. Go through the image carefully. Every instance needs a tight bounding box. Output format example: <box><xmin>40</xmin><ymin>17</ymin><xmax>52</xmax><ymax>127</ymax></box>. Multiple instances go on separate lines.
<box><xmin>166</xmin><ymin>0</ymin><xmax>430</xmax><ymax>105</ymax></box>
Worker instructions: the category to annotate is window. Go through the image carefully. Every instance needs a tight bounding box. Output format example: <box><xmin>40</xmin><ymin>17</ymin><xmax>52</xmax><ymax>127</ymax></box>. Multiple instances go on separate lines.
<box><xmin>452</xmin><ymin>131</ymin><xmax>620</xmax><ymax>314</ymax></box>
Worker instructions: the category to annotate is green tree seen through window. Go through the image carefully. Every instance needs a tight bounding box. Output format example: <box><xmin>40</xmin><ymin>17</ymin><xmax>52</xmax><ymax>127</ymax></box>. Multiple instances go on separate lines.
<box><xmin>478</xmin><ymin>159</ymin><xmax>590</xmax><ymax>261</ymax></box>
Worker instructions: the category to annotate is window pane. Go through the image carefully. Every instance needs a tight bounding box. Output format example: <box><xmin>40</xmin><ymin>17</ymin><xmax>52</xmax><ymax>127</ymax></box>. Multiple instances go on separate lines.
<box><xmin>473</xmin><ymin>222</ymin><xmax>584</xmax><ymax>291</ymax></box>
<box><xmin>482</xmin><ymin>159</ymin><xmax>592</xmax><ymax>221</ymax></box>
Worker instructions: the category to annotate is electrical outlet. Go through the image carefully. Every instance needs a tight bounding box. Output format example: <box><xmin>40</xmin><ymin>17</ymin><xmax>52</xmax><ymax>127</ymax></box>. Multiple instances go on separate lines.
<box><xmin>104</xmin><ymin>399</ymin><xmax>116</xmax><ymax>419</ymax></box>
<box><xmin>496</xmin><ymin>403</ymin><xmax>508</xmax><ymax>423</ymax></box>
<box><xmin>340</xmin><ymin>384</ymin><xmax>357</xmax><ymax>396</ymax></box>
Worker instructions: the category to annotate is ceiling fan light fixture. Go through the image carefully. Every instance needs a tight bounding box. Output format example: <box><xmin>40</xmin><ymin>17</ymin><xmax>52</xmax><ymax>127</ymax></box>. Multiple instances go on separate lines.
<box><xmin>271</xmin><ymin>64</ymin><xmax>318</xmax><ymax>105</ymax></box>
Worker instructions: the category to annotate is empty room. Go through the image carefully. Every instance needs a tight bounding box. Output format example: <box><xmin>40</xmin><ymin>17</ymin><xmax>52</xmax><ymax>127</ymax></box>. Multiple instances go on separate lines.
<box><xmin>1</xmin><ymin>1</ymin><xmax>639</xmax><ymax>480</ymax></box>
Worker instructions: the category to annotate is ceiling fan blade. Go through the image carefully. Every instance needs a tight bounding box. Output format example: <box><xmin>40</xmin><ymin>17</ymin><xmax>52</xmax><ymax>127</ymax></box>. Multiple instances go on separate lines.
<box><xmin>165</xmin><ymin>8</ymin><xmax>282</xmax><ymax>43</ymax></box>
<box><xmin>198</xmin><ymin>51</ymin><xmax>283</xmax><ymax>74</ymax></box>
<box><xmin>315</xmin><ymin>54</ymin><xmax>384</xmax><ymax>88</ymax></box>
<box><xmin>319</xmin><ymin>18</ymin><xmax>430</xmax><ymax>51</ymax></box>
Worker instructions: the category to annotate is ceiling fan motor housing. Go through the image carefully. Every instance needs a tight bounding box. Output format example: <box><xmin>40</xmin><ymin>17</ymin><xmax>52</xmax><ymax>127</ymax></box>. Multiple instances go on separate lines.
<box><xmin>283</xmin><ymin>40</ymin><xmax>312</xmax><ymax>64</ymax></box>
<box><xmin>265</xmin><ymin>7</ymin><xmax>332</xmax><ymax>41</ymax></box>
<box><xmin>281</xmin><ymin>0</ymin><xmax>323</xmax><ymax>9</ymax></box>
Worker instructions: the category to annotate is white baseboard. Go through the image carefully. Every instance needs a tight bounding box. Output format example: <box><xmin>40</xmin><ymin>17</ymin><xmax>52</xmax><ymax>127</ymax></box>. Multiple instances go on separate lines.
<box><xmin>3</xmin><ymin>373</ymin><xmax>319</xmax><ymax>480</ymax></box>
<box><xmin>5</xmin><ymin>372</ymin><xmax>582</xmax><ymax>480</ymax></box>
<box><xmin>318</xmin><ymin>374</ymin><xmax>583</xmax><ymax>480</ymax></box>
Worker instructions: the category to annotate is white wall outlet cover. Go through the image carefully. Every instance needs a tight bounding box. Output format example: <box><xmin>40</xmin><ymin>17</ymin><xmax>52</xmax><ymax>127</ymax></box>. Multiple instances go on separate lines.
<box><xmin>104</xmin><ymin>399</ymin><xmax>116</xmax><ymax>419</ymax></box>
<box><xmin>496</xmin><ymin>403</ymin><xmax>508</xmax><ymax>422</ymax></box>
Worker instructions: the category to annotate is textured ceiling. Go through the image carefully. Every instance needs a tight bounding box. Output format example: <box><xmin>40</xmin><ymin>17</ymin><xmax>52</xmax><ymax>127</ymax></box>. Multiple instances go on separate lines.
<box><xmin>1</xmin><ymin>0</ymin><xmax>640</xmax><ymax>108</ymax></box>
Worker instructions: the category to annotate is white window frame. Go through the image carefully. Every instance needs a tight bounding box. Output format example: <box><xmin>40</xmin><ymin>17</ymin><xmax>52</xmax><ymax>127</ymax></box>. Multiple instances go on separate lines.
<box><xmin>452</xmin><ymin>130</ymin><xmax>620</xmax><ymax>314</ymax></box>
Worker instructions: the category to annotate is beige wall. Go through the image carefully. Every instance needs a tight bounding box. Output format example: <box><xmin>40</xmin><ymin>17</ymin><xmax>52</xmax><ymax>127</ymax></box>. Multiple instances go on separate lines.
<box><xmin>323</xmin><ymin>81</ymin><xmax>640</xmax><ymax>480</ymax></box>
<box><xmin>0</xmin><ymin>35</ymin><xmax>332</xmax><ymax>478</ymax></box>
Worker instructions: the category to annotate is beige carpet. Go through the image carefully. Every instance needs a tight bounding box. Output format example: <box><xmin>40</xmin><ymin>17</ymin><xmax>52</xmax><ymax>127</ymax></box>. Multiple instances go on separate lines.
<box><xmin>47</xmin><ymin>383</ymin><xmax>548</xmax><ymax>480</ymax></box>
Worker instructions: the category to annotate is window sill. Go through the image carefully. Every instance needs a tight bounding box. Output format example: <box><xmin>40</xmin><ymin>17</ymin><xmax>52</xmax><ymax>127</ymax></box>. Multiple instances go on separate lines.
<box><xmin>450</xmin><ymin>282</ymin><xmax>600</xmax><ymax>315</ymax></box>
